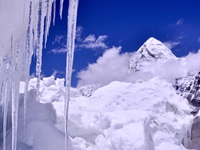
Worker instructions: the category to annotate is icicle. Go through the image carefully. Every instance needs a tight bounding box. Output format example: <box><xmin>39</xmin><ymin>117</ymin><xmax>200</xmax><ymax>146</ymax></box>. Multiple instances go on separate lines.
<box><xmin>0</xmin><ymin>64</ymin><xmax>3</xmax><ymax>106</ymax></box>
<box><xmin>23</xmin><ymin>1</ymin><xmax>32</xmax><ymax>136</ymax></box>
<box><xmin>44</xmin><ymin>0</ymin><xmax>53</xmax><ymax>48</ymax></box>
<box><xmin>60</xmin><ymin>0</ymin><xmax>64</xmax><ymax>19</ymax></box>
<box><xmin>2</xmin><ymin>71</ymin><xmax>10</xmax><ymax>150</ymax></box>
<box><xmin>36</xmin><ymin>0</ymin><xmax>43</xmax><ymax>102</ymax></box>
<box><xmin>53</xmin><ymin>0</ymin><xmax>56</xmax><ymax>26</ymax></box>
<box><xmin>0</xmin><ymin>69</ymin><xmax>3</xmax><ymax>113</ymax></box>
<box><xmin>65</xmin><ymin>0</ymin><xmax>79</xmax><ymax>149</ymax></box>
<box><xmin>2</xmin><ymin>35</ymin><xmax>13</xmax><ymax>150</ymax></box>
<box><xmin>0</xmin><ymin>0</ymin><xmax>56</xmax><ymax>148</ymax></box>
<box><xmin>3</xmin><ymin>79</ymin><xmax>8</xmax><ymax>150</ymax></box>
<box><xmin>12</xmin><ymin>39</ymin><xmax>21</xmax><ymax>150</ymax></box>
<box><xmin>2</xmin><ymin>55</ymin><xmax>11</xmax><ymax>150</ymax></box>
<box><xmin>11</xmin><ymin>79</ymin><xmax>17</xmax><ymax>150</ymax></box>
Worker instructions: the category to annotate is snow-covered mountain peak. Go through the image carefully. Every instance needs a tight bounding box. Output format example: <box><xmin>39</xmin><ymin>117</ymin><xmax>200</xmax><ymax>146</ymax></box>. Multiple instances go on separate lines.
<box><xmin>137</xmin><ymin>37</ymin><xmax>177</xmax><ymax>60</ymax></box>
<box><xmin>128</xmin><ymin>37</ymin><xmax>177</xmax><ymax>72</ymax></box>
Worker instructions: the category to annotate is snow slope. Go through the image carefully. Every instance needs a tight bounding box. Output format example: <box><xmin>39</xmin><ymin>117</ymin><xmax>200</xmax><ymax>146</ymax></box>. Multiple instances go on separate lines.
<box><xmin>15</xmin><ymin>75</ymin><xmax>193</xmax><ymax>150</ymax></box>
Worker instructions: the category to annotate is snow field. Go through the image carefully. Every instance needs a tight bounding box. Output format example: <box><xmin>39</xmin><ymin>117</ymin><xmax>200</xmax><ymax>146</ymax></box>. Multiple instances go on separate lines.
<box><xmin>16</xmin><ymin>76</ymin><xmax>194</xmax><ymax>149</ymax></box>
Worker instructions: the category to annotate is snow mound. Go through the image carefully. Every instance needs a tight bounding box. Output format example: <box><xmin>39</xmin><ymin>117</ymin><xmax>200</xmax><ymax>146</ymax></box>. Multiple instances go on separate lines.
<box><xmin>28</xmin><ymin>76</ymin><xmax>192</xmax><ymax>150</ymax></box>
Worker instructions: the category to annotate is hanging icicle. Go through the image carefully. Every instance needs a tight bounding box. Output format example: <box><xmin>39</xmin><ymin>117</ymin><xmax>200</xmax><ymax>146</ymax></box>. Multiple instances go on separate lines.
<box><xmin>65</xmin><ymin>0</ymin><xmax>79</xmax><ymax>149</ymax></box>
<box><xmin>60</xmin><ymin>0</ymin><xmax>64</xmax><ymax>19</ymax></box>
<box><xmin>12</xmin><ymin>37</ymin><xmax>23</xmax><ymax>150</ymax></box>
<box><xmin>0</xmin><ymin>0</ymin><xmax>68</xmax><ymax>149</ymax></box>
<box><xmin>36</xmin><ymin>0</ymin><xmax>43</xmax><ymax>102</ymax></box>
<box><xmin>23</xmin><ymin>1</ymin><xmax>33</xmax><ymax>137</ymax></box>
<box><xmin>53</xmin><ymin>0</ymin><xmax>56</xmax><ymax>26</ymax></box>
<box><xmin>2</xmin><ymin>38</ymin><xmax>12</xmax><ymax>150</ymax></box>
<box><xmin>44</xmin><ymin>0</ymin><xmax>53</xmax><ymax>48</ymax></box>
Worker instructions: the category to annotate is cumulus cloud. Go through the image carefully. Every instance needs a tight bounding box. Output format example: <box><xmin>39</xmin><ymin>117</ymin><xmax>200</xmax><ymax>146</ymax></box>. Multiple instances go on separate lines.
<box><xmin>77</xmin><ymin>45</ymin><xmax>200</xmax><ymax>88</ymax></box>
<box><xmin>183</xmin><ymin>50</ymin><xmax>200</xmax><ymax>72</ymax></box>
<box><xmin>77</xmin><ymin>47</ymin><xmax>128</xmax><ymax>86</ymax></box>
<box><xmin>76</xmin><ymin>47</ymin><xmax>179</xmax><ymax>87</ymax></box>
<box><xmin>144</xmin><ymin>51</ymin><xmax>200</xmax><ymax>83</ymax></box>
<box><xmin>77</xmin><ymin>47</ymin><xmax>139</xmax><ymax>87</ymax></box>
<box><xmin>163</xmin><ymin>41</ymin><xmax>180</xmax><ymax>49</ymax></box>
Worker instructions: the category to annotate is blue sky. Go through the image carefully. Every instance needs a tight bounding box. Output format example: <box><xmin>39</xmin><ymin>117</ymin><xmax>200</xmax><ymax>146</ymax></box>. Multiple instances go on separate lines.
<box><xmin>30</xmin><ymin>0</ymin><xmax>200</xmax><ymax>87</ymax></box>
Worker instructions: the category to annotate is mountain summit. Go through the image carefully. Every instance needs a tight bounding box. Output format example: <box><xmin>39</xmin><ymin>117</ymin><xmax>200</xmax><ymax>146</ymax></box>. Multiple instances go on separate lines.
<box><xmin>137</xmin><ymin>37</ymin><xmax>176</xmax><ymax>60</ymax></box>
<box><xmin>129</xmin><ymin>37</ymin><xmax>177</xmax><ymax>72</ymax></box>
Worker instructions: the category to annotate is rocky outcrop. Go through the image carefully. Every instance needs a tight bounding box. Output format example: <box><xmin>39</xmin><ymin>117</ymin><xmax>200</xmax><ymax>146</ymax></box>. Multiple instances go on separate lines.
<box><xmin>185</xmin><ymin>116</ymin><xmax>200</xmax><ymax>149</ymax></box>
<box><xmin>175</xmin><ymin>72</ymin><xmax>200</xmax><ymax>108</ymax></box>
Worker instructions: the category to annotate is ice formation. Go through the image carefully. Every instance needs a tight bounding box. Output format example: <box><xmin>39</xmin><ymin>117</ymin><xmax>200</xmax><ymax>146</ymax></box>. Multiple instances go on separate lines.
<box><xmin>65</xmin><ymin>0</ymin><xmax>79</xmax><ymax>149</ymax></box>
<box><xmin>0</xmin><ymin>0</ymin><xmax>79</xmax><ymax>149</ymax></box>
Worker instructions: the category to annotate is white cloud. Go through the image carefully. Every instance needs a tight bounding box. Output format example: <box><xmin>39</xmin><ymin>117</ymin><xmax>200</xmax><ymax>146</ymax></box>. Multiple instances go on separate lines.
<box><xmin>77</xmin><ymin>47</ymin><xmax>136</xmax><ymax>87</ymax></box>
<box><xmin>83</xmin><ymin>34</ymin><xmax>96</xmax><ymax>43</ymax></box>
<box><xmin>75</xmin><ymin>26</ymin><xmax>108</xmax><ymax>50</ymax></box>
<box><xmin>176</xmin><ymin>19</ymin><xmax>184</xmax><ymax>25</ymax></box>
<box><xmin>183</xmin><ymin>50</ymin><xmax>200</xmax><ymax>71</ymax></box>
<box><xmin>78</xmin><ymin>34</ymin><xmax>108</xmax><ymax>50</ymax></box>
<box><xmin>76</xmin><ymin>46</ymin><xmax>179</xmax><ymax>88</ymax></box>
<box><xmin>52</xmin><ymin>35</ymin><xmax>65</xmax><ymax>45</ymax></box>
<box><xmin>76</xmin><ymin>26</ymin><xmax>83</xmax><ymax>42</ymax></box>
<box><xmin>76</xmin><ymin>45</ymin><xmax>200</xmax><ymax>89</ymax></box>
<box><xmin>50</xmin><ymin>27</ymin><xmax>108</xmax><ymax>54</ymax></box>
<box><xmin>163</xmin><ymin>41</ymin><xmax>180</xmax><ymax>49</ymax></box>
<box><xmin>49</xmin><ymin>48</ymin><xmax>66</xmax><ymax>54</ymax></box>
